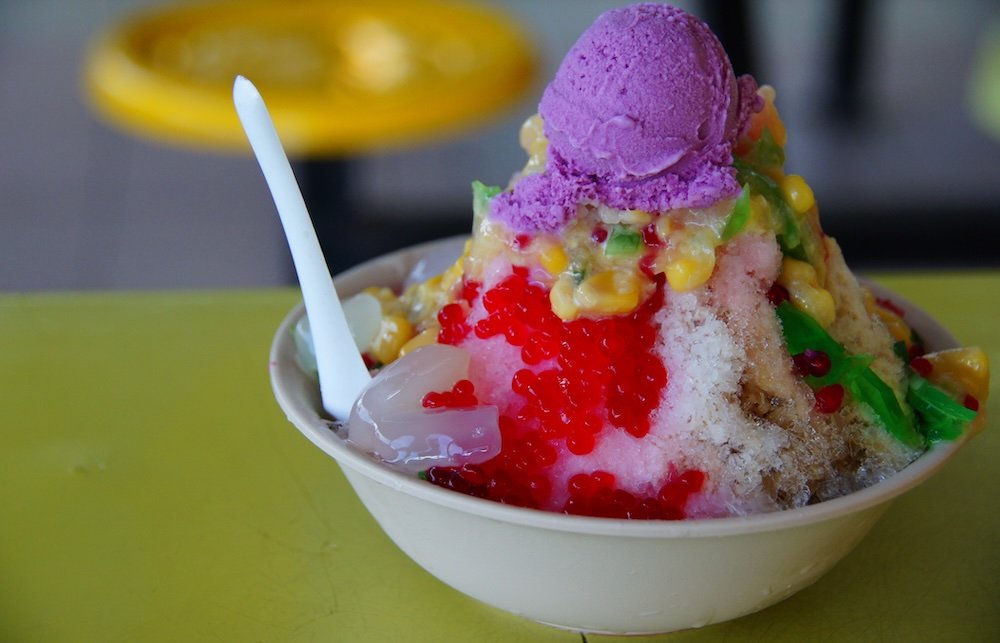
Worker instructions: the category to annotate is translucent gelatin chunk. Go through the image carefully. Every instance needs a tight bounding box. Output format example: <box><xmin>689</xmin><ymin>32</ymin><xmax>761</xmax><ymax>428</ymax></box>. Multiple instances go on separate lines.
<box><xmin>348</xmin><ymin>344</ymin><xmax>501</xmax><ymax>473</ymax></box>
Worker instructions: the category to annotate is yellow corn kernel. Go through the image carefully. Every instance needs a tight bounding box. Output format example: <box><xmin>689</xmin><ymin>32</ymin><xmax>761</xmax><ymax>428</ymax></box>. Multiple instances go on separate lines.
<box><xmin>655</xmin><ymin>215</ymin><xmax>672</xmax><ymax>239</ymax></box>
<box><xmin>575</xmin><ymin>270</ymin><xmax>641</xmax><ymax>315</ymax></box>
<box><xmin>397</xmin><ymin>326</ymin><xmax>441</xmax><ymax>358</ymax></box>
<box><xmin>923</xmin><ymin>347</ymin><xmax>990</xmax><ymax>403</ymax></box>
<box><xmin>439</xmin><ymin>257</ymin><xmax>466</xmax><ymax>293</ymax></box>
<box><xmin>875</xmin><ymin>307</ymin><xmax>912</xmax><ymax>345</ymax></box>
<box><xmin>665</xmin><ymin>249</ymin><xmax>716</xmax><ymax>292</ymax></box>
<box><xmin>790</xmin><ymin>286</ymin><xmax>836</xmax><ymax>328</ymax></box>
<box><xmin>779</xmin><ymin>258</ymin><xmax>836</xmax><ymax>326</ymax></box>
<box><xmin>369</xmin><ymin>314</ymin><xmax>414</xmax><ymax>365</ymax></box>
<box><xmin>780</xmin><ymin>174</ymin><xmax>816</xmax><ymax>215</ymax></box>
<box><xmin>519</xmin><ymin>114</ymin><xmax>548</xmax><ymax>170</ymax></box>
<box><xmin>865</xmin><ymin>289</ymin><xmax>912</xmax><ymax>346</ymax></box>
<box><xmin>780</xmin><ymin>257</ymin><xmax>818</xmax><ymax>284</ymax></box>
<box><xmin>619</xmin><ymin>209</ymin><xmax>653</xmax><ymax>226</ymax></box>
<box><xmin>549</xmin><ymin>275</ymin><xmax>578</xmax><ymax>320</ymax></box>
<box><xmin>539</xmin><ymin>243</ymin><xmax>569</xmax><ymax>276</ymax></box>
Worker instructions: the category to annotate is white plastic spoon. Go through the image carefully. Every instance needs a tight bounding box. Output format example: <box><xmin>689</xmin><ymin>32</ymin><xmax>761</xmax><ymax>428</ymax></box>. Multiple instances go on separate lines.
<box><xmin>233</xmin><ymin>75</ymin><xmax>370</xmax><ymax>420</ymax></box>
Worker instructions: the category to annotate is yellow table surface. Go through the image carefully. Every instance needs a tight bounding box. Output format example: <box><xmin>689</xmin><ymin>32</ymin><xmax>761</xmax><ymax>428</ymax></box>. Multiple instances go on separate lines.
<box><xmin>1</xmin><ymin>273</ymin><xmax>998</xmax><ymax>642</ymax></box>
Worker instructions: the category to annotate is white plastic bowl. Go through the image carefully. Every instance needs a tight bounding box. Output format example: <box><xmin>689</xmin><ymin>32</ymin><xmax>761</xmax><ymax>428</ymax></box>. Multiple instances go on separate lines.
<box><xmin>270</xmin><ymin>237</ymin><xmax>971</xmax><ymax>635</ymax></box>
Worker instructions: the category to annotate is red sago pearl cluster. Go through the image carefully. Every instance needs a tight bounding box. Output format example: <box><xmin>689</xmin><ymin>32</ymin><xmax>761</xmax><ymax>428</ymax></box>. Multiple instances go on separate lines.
<box><xmin>421</xmin><ymin>379</ymin><xmax>479</xmax><ymax>409</ymax></box>
<box><xmin>564</xmin><ymin>469</ymin><xmax>705</xmax><ymax>519</ymax></box>
<box><xmin>423</xmin><ymin>267</ymin><xmax>701</xmax><ymax>518</ymax></box>
<box><xmin>474</xmin><ymin>267</ymin><xmax>669</xmax><ymax>446</ymax></box>
<box><xmin>791</xmin><ymin>348</ymin><xmax>845</xmax><ymax>413</ymax></box>
<box><xmin>436</xmin><ymin>279</ymin><xmax>481</xmax><ymax>345</ymax></box>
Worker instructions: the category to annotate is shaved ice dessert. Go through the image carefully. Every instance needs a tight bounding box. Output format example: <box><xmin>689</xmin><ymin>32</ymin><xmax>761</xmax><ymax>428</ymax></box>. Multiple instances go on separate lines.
<box><xmin>321</xmin><ymin>3</ymin><xmax>988</xmax><ymax>519</ymax></box>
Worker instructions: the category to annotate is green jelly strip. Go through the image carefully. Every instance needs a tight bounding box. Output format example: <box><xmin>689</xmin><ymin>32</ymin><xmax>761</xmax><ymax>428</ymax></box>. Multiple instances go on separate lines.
<box><xmin>776</xmin><ymin>302</ymin><xmax>924</xmax><ymax>448</ymax></box>
<box><xmin>743</xmin><ymin>128</ymin><xmax>786</xmax><ymax>170</ymax></box>
<box><xmin>907</xmin><ymin>375</ymin><xmax>978</xmax><ymax>442</ymax></box>
<box><xmin>721</xmin><ymin>184</ymin><xmax>751</xmax><ymax>242</ymax></box>
<box><xmin>734</xmin><ymin>160</ymin><xmax>803</xmax><ymax>258</ymax></box>
<box><xmin>605</xmin><ymin>225</ymin><xmax>643</xmax><ymax>256</ymax></box>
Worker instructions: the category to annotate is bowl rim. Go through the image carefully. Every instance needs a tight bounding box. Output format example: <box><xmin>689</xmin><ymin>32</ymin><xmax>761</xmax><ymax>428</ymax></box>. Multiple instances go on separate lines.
<box><xmin>270</xmin><ymin>237</ymin><xmax>972</xmax><ymax>540</ymax></box>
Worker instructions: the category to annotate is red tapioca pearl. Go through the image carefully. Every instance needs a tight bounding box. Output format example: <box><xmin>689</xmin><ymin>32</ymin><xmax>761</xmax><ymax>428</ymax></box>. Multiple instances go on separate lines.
<box><xmin>527</xmin><ymin>474</ymin><xmax>552</xmax><ymax>504</ymax></box>
<box><xmin>582</xmin><ymin>414</ymin><xmax>604</xmax><ymax>434</ymax></box>
<box><xmin>538</xmin><ymin>419</ymin><xmax>565</xmax><ymax>440</ymax></box>
<box><xmin>452</xmin><ymin>379</ymin><xmax>474</xmax><ymax>397</ymax></box>
<box><xmin>813</xmin><ymin>384</ymin><xmax>845</xmax><ymax>413</ymax></box>
<box><xmin>566</xmin><ymin>429</ymin><xmax>595</xmax><ymax>455</ymax></box>
<box><xmin>792</xmin><ymin>349</ymin><xmax>832</xmax><ymax>378</ymax></box>
<box><xmin>963</xmin><ymin>394</ymin><xmax>980</xmax><ymax>412</ymax></box>
<box><xmin>610</xmin><ymin>489</ymin><xmax>639</xmax><ymax>518</ymax></box>
<box><xmin>482</xmin><ymin>288</ymin><xmax>506</xmax><ymax>313</ymax></box>
<box><xmin>460</xmin><ymin>280</ymin><xmax>481</xmax><ymax>304</ymax></box>
<box><xmin>508</xmin><ymin>442</ymin><xmax>533</xmax><ymax>471</ymax></box>
<box><xmin>568</xmin><ymin>473</ymin><xmax>598</xmax><ymax>497</ymax></box>
<box><xmin>590</xmin><ymin>487</ymin><xmax>615</xmax><ymax>517</ymax></box>
<box><xmin>599</xmin><ymin>332</ymin><xmax>625</xmax><ymax>356</ymax></box>
<box><xmin>767</xmin><ymin>283</ymin><xmax>790</xmax><ymax>306</ymax></box>
<box><xmin>511</xmin><ymin>368</ymin><xmax>536</xmax><ymax>395</ymax></box>
<box><xmin>910</xmin><ymin>356</ymin><xmax>933</xmax><ymax>377</ymax></box>
<box><xmin>591</xmin><ymin>226</ymin><xmax>609</xmax><ymax>243</ymax></box>
<box><xmin>512</xmin><ymin>265</ymin><xmax>530</xmax><ymax>278</ymax></box>
<box><xmin>512</xmin><ymin>234</ymin><xmax>532</xmax><ymax>250</ymax></box>
<box><xmin>531</xmin><ymin>441</ymin><xmax>558</xmax><ymax>467</ymax></box>
<box><xmin>607</xmin><ymin>404</ymin><xmax>629</xmax><ymax>428</ymax></box>
<box><xmin>657</xmin><ymin>470</ymin><xmax>705</xmax><ymax>511</ymax></box>
<box><xmin>625</xmin><ymin>418</ymin><xmax>651</xmax><ymax>438</ymax></box>
<box><xmin>504</xmin><ymin>321</ymin><xmax>532</xmax><ymax>346</ymax></box>
<box><xmin>522</xmin><ymin>333</ymin><xmax>558</xmax><ymax>365</ymax></box>
<box><xmin>474</xmin><ymin>316</ymin><xmax>500</xmax><ymax>339</ymax></box>
<box><xmin>437</xmin><ymin>302</ymin><xmax>466</xmax><ymax>325</ymax></box>
<box><xmin>564</xmin><ymin>495</ymin><xmax>590</xmax><ymax>515</ymax></box>
<box><xmin>591</xmin><ymin>470</ymin><xmax>616</xmax><ymax>488</ymax></box>
<box><xmin>636</xmin><ymin>498</ymin><xmax>662</xmax><ymax>520</ymax></box>
<box><xmin>421</xmin><ymin>391</ymin><xmax>446</xmax><ymax>408</ymax></box>
<box><xmin>437</xmin><ymin>324</ymin><xmax>469</xmax><ymax>345</ymax></box>
<box><xmin>907</xmin><ymin>343</ymin><xmax>926</xmax><ymax>360</ymax></box>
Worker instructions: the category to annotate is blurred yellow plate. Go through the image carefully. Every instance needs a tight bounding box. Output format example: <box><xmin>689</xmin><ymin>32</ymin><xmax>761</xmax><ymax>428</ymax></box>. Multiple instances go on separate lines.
<box><xmin>83</xmin><ymin>0</ymin><xmax>537</xmax><ymax>155</ymax></box>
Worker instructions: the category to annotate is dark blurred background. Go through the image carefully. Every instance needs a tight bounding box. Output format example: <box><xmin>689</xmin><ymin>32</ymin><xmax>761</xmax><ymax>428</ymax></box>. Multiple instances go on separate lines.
<box><xmin>2</xmin><ymin>0</ymin><xmax>999</xmax><ymax>291</ymax></box>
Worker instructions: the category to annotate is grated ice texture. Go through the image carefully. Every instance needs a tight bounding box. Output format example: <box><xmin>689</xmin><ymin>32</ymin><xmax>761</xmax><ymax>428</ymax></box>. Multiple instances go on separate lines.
<box><xmin>652</xmin><ymin>290</ymin><xmax>791</xmax><ymax>517</ymax></box>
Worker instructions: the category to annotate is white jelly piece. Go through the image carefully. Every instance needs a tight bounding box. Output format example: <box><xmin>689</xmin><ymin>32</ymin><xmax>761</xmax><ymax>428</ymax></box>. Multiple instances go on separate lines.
<box><xmin>294</xmin><ymin>292</ymin><xmax>383</xmax><ymax>373</ymax></box>
<box><xmin>347</xmin><ymin>344</ymin><xmax>501</xmax><ymax>473</ymax></box>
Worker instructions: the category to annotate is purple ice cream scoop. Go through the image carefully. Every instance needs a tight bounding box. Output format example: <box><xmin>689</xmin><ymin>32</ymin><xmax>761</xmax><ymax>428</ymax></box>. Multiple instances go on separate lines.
<box><xmin>493</xmin><ymin>3</ymin><xmax>761</xmax><ymax>232</ymax></box>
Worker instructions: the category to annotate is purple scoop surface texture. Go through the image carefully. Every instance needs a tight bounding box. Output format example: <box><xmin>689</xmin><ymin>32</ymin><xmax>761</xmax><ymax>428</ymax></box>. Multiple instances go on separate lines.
<box><xmin>492</xmin><ymin>3</ymin><xmax>762</xmax><ymax>233</ymax></box>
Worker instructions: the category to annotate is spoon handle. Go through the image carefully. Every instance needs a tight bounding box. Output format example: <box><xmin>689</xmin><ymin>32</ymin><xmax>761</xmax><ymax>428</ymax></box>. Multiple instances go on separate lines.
<box><xmin>233</xmin><ymin>75</ymin><xmax>370</xmax><ymax>420</ymax></box>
